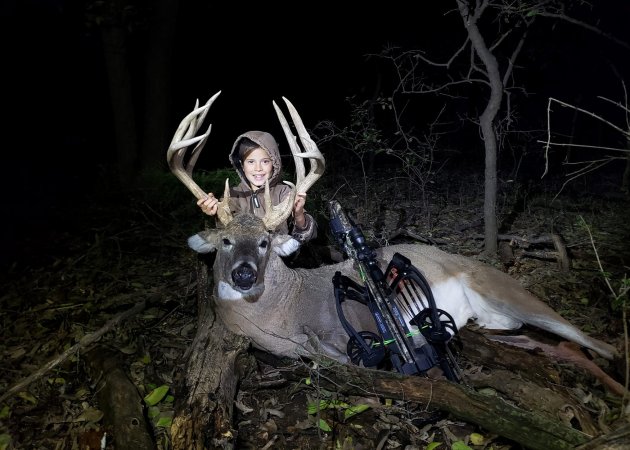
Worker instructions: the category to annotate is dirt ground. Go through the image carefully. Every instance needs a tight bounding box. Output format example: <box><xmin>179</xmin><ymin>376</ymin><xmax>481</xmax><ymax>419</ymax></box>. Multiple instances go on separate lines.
<box><xmin>1</xmin><ymin>171</ymin><xmax>628</xmax><ymax>449</ymax></box>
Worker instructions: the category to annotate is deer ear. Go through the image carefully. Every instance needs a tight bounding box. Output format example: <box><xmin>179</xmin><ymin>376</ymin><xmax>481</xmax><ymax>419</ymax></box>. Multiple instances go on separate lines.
<box><xmin>272</xmin><ymin>235</ymin><xmax>300</xmax><ymax>256</ymax></box>
<box><xmin>188</xmin><ymin>232</ymin><xmax>218</xmax><ymax>254</ymax></box>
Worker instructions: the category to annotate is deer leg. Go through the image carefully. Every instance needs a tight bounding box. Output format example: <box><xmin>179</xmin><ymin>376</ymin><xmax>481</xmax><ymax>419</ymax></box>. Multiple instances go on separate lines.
<box><xmin>487</xmin><ymin>334</ymin><xmax>627</xmax><ymax>397</ymax></box>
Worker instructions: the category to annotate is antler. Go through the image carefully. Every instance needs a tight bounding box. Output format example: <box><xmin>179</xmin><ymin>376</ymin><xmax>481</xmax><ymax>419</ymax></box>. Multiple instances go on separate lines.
<box><xmin>263</xmin><ymin>97</ymin><xmax>326</xmax><ymax>230</ymax></box>
<box><xmin>166</xmin><ymin>91</ymin><xmax>233</xmax><ymax>225</ymax></box>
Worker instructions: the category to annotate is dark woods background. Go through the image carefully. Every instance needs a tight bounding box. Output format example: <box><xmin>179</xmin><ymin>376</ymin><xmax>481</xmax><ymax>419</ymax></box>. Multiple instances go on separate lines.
<box><xmin>3</xmin><ymin>0</ymin><xmax>630</xmax><ymax>266</ymax></box>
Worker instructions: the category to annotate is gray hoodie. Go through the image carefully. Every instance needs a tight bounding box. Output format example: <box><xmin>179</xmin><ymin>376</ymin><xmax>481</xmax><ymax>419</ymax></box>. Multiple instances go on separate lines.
<box><xmin>227</xmin><ymin>130</ymin><xmax>317</xmax><ymax>243</ymax></box>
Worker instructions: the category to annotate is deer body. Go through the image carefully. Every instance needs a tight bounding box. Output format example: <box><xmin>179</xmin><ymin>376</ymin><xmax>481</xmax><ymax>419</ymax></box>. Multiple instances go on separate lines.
<box><xmin>214</xmin><ymin>254</ymin><xmax>367</xmax><ymax>360</ymax></box>
<box><xmin>188</xmin><ymin>215</ymin><xmax>618</xmax><ymax>362</ymax></box>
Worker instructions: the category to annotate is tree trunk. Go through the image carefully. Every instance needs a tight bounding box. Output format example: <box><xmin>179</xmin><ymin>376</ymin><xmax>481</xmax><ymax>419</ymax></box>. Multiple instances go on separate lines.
<box><xmin>171</xmin><ymin>258</ymin><xmax>253</xmax><ymax>450</ymax></box>
<box><xmin>139</xmin><ymin>0</ymin><xmax>179</xmax><ymax>174</ymax></box>
<box><xmin>100</xmin><ymin>6</ymin><xmax>138</xmax><ymax>187</ymax></box>
<box><xmin>622</xmin><ymin>136</ymin><xmax>630</xmax><ymax>194</ymax></box>
<box><xmin>98</xmin><ymin>0</ymin><xmax>179</xmax><ymax>186</ymax></box>
<box><xmin>456</xmin><ymin>0</ymin><xmax>502</xmax><ymax>255</ymax></box>
<box><xmin>84</xmin><ymin>346</ymin><xmax>155</xmax><ymax>450</ymax></box>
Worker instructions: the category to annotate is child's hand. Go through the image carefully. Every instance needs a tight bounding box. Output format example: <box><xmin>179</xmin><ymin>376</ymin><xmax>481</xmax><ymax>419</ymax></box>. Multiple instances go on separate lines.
<box><xmin>197</xmin><ymin>193</ymin><xmax>218</xmax><ymax>216</ymax></box>
<box><xmin>293</xmin><ymin>193</ymin><xmax>307</xmax><ymax>228</ymax></box>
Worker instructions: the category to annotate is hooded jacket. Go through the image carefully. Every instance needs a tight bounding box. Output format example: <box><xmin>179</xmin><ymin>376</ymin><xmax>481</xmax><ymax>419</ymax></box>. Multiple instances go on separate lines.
<box><xmin>226</xmin><ymin>130</ymin><xmax>317</xmax><ymax>243</ymax></box>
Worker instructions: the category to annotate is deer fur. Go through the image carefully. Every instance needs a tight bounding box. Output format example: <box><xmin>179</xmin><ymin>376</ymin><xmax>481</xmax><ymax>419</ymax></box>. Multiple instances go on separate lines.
<box><xmin>187</xmin><ymin>212</ymin><xmax>619</xmax><ymax>363</ymax></box>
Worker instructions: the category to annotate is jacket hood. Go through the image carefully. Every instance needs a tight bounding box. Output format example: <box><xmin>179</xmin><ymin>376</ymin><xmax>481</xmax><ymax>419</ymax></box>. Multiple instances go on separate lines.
<box><xmin>229</xmin><ymin>131</ymin><xmax>283</xmax><ymax>190</ymax></box>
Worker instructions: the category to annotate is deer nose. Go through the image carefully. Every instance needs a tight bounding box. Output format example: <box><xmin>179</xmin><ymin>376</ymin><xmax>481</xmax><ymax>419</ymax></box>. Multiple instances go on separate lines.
<box><xmin>232</xmin><ymin>264</ymin><xmax>257</xmax><ymax>290</ymax></box>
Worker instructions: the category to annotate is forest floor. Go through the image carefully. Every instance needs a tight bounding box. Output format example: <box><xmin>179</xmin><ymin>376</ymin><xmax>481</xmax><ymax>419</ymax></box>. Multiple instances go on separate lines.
<box><xmin>1</xmin><ymin>170</ymin><xmax>629</xmax><ymax>449</ymax></box>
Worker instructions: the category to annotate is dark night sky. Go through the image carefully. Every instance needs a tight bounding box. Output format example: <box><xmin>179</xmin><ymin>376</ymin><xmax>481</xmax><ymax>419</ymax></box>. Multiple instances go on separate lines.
<box><xmin>6</xmin><ymin>1</ymin><xmax>629</xmax><ymax>165</ymax></box>
<box><xmin>4</xmin><ymin>2</ymin><xmax>461</xmax><ymax>201</ymax></box>
<box><xmin>5</xmin><ymin>2</ymin><xmax>455</xmax><ymax>161</ymax></box>
<box><xmin>2</xmin><ymin>1</ymin><xmax>629</xmax><ymax>266</ymax></box>
<box><xmin>148</xmin><ymin>3</ymin><xmax>461</xmax><ymax>151</ymax></box>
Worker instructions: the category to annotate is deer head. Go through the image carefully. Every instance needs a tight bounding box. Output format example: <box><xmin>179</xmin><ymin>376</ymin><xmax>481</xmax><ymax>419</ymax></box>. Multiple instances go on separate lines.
<box><xmin>187</xmin><ymin>213</ymin><xmax>300</xmax><ymax>303</ymax></box>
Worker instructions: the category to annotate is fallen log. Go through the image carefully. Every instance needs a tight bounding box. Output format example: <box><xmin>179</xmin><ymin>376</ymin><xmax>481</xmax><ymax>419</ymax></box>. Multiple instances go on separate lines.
<box><xmin>575</xmin><ymin>422</ymin><xmax>630</xmax><ymax>450</ymax></box>
<box><xmin>84</xmin><ymin>346</ymin><xmax>155</xmax><ymax>450</ymax></box>
<box><xmin>0</xmin><ymin>298</ymin><xmax>147</xmax><ymax>404</ymax></box>
<box><xmin>288</xmin><ymin>355</ymin><xmax>592</xmax><ymax>450</ymax></box>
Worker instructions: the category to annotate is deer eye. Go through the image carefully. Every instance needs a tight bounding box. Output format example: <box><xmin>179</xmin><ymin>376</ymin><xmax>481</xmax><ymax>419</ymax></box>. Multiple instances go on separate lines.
<box><xmin>222</xmin><ymin>238</ymin><xmax>232</xmax><ymax>246</ymax></box>
<box><xmin>259</xmin><ymin>240</ymin><xmax>268</xmax><ymax>249</ymax></box>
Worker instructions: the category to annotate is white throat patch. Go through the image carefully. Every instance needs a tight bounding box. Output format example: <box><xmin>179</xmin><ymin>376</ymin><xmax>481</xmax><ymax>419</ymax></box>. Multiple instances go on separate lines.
<box><xmin>217</xmin><ymin>281</ymin><xmax>245</xmax><ymax>301</ymax></box>
<box><xmin>275</xmin><ymin>238</ymin><xmax>300</xmax><ymax>257</ymax></box>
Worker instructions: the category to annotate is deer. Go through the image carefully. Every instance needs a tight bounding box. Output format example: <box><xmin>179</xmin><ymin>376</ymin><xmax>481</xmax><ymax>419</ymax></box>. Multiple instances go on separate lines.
<box><xmin>167</xmin><ymin>91</ymin><xmax>620</xmax><ymax>370</ymax></box>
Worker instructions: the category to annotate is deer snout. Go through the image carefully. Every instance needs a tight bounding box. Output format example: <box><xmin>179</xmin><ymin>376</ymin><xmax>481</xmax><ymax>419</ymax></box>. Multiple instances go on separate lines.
<box><xmin>232</xmin><ymin>264</ymin><xmax>257</xmax><ymax>290</ymax></box>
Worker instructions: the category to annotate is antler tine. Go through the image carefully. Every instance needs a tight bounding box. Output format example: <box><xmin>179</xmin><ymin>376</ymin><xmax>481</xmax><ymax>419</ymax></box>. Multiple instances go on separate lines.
<box><xmin>166</xmin><ymin>91</ymin><xmax>233</xmax><ymax>225</ymax></box>
<box><xmin>169</xmin><ymin>92</ymin><xmax>217</xmax><ymax>154</ymax></box>
<box><xmin>263</xmin><ymin>97</ymin><xmax>325</xmax><ymax>231</ymax></box>
<box><xmin>278</xmin><ymin>97</ymin><xmax>326</xmax><ymax>194</ymax></box>
<box><xmin>167</xmin><ymin>91</ymin><xmax>222</xmax><ymax>199</ymax></box>
<box><xmin>262</xmin><ymin>100</ymin><xmax>299</xmax><ymax>230</ymax></box>
<box><xmin>273</xmin><ymin>100</ymin><xmax>306</xmax><ymax>184</ymax></box>
<box><xmin>217</xmin><ymin>178</ymin><xmax>233</xmax><ymax>226</ymax></box>
<box><xmin>261</xmin><ymin>178</ymin><xmax>297</xmax><ymax>231</ymax></box>
<box><xmin>184</xmin><ymin>96</ymin><xmax>214</xmax><ymax>175</ymax></box>
<box><xmin>167</xmin><ymin>109</ymin><xmax>209</xmax><ymax>198</ymax></box>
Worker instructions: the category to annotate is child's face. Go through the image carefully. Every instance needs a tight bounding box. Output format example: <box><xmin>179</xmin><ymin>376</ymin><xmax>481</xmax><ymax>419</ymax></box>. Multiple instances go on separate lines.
<box><xmin>242</xmin><ymin>147</ymin><xmax>273</xmax><ymax>189</ymax></box>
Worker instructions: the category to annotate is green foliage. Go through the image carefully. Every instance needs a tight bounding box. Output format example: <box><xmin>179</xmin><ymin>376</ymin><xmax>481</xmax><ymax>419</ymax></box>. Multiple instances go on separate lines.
<box><xmin>311</xmin><ymin>97</ymin><xmax>388</xmax><ymax>209</ymax></box>
<box><xmin>317</xmin><ymin>418</ymin><xmax>332</xmax><ymax>432</ymax></box>
<box><xmin>85</xmin><ymin>0</ymin><xmax>145</xmax><ymax>30</ymax></box>
<box><xmin>144</xmin><ymin>383</ymin><xmax>175</xmax><ymax>431</ymax></box>
<box><xmin>343</xmin><ymin>404</ymin><xmax>370</xmax><ymax>420</ymax></box>
<box><xmin>0</xmin><ymin>433</ymin><xmax>11</xmax><ymax>450</ymax></box>
<box><xmin>576</xmin><ymin>215</ymin><xmax>629</xmax><ymax>312</ymax></box>
<box><xmin>137</xmin><ymin>168</ymin><xmax>240</xmax><ymax>215</ymax></box>
<box><xmin>613</xmin><ymin>276</ymin><xmax>630</xmax><ymax>311</ymax></box>
<box><xmin>312</xmin><ymin>94</ymin><xmax>442</xmax><ymax>215</ymax></box>
<box><xmin>144</xmin><ymin>384</ymin><xmax>170</xmax><ymax>406</ymax></box>
<box><xmin>305</xmin><ymin>392</ymin><xmax>371</xmax><ymax>437</ymax></box>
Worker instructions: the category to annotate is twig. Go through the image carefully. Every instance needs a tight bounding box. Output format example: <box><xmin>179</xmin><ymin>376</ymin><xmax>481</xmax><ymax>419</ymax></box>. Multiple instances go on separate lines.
<box><xmin>577</xmin><ymin>216</ymin><xmax>630</xmax><ymax>411</ymax></box>
<box><xmin>551</xmin><ymin>232</ymin><xmax>571</xmax><ymax>272</ymax></box>
<box><xmin>382</xmin><ymin>228</ymin><xmax>447</xmax><ymax>245</ymax></box>
<box><xmin>0</xmin><ymin>299</ymin><xmax>147</xmax><ymax>403</ymax></box>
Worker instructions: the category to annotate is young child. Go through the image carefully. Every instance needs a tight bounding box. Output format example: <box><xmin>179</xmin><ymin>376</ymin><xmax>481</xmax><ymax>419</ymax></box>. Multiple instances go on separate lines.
<box><xmin>196</xmin><ymin>130</ymin><xmax>317</xmax><ymax>244</ymax></box>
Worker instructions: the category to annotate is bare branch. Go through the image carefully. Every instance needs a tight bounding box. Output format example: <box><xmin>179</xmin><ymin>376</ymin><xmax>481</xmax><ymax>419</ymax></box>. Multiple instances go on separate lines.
<box><xmin>538</xmin><ymin>141</ymin><xmax>629</xmax><ymax>154</ymax></box>
<box><xmin>0</xmin><ymin>300</ymin><xmax>147</xmax><ymax>404</ymax></box>
<box><xmin>535</xmin><ymin>11</ymin><xmax>630</xmax><ymax>51</ymax></box>
<box><xmin>547</xmin><ymin>97</ymin><xmax>630</xmax><ymax>137</ymax></box>
<box><xmin>542</xmin><ymin>94</ymin><xmax>630</xmax><ymax>191</ymax></box>
<box><xmin>597</xmin><ymin>95</ymin><xmax>630</xmax><ymax>116</ymax></box>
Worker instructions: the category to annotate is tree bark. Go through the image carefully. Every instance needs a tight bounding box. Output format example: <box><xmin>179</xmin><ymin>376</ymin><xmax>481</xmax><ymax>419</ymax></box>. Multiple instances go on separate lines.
<box><xmin>99</xmin><ymin>0</ymin><xmax>138</xmax><ymax>187</ymax></box>
<box><xmin>84</xmin><ymin>346</ymin><xmax>155</xmax><ymax>450</ymax></box>
<box><xmin>277</xmin><ymin>325</ymin><xmax>621</xmax><ymax>449</ymax></box>
<box><xmin>622</xmin><ymin>136</ymin><xmax>630</xmax><ymax>194</ymax></box>
<box><xmin>289</xmin><ymin>353</ymin><xmax>591</xmax><ymax>450</ymax></box>
<box><xmin>575</xmin><ymin>422</ymin><xmax>630</xmax><ymax>450</ymax></box>
<box><xmin>139</xmin><ymin>0</ymin><xmax>179</xmax><ymax>174</ymax></box>
<box><xmin>171</xmin><ymin>258</ymin><xmax>253</xmax><ymax>450</ymax></box>
<box><xmin>456</xmin><ymin>0</ymin><xmax>501</xmax><ymax>255</ymax></box>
